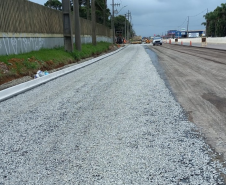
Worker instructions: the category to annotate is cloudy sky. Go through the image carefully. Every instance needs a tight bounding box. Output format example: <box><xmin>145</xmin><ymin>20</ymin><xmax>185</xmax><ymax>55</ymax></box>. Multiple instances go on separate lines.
<box><xmin>29</xmin><ymin>0</ymin><xmax>224</xmax><ymax>37</ymax></box>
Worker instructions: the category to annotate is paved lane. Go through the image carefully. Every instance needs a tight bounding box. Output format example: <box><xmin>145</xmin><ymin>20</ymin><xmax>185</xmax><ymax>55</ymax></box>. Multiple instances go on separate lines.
<box><xmin>0</xmin><ymin>45</ymin><xmax>226</xmax><ymax>184</ymax></box>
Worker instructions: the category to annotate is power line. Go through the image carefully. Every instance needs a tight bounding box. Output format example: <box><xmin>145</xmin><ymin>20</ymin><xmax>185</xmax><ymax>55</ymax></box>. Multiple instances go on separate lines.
<box><xmin>189</xmin><ymin>9</ymin><xmax>207</xmax><ymax>17</ymax></box>
<box><xmin>178</xmin><ymin>17</ymin><xmax>187</xmax><ymax>28</ymax></box>
<box><xmin>177</xmin><ymin>9</ymin><xmax>207</xmax><ymax>28</ymax></box>
<box><xmin>133</xmin><ymin>8</ymin><xmax>208</xmax><ymax>30</ymax></box>
<box><xmin>133</xmin><ymin>24</ymin><xmax>174</xmax><ymax>28</ymax></box>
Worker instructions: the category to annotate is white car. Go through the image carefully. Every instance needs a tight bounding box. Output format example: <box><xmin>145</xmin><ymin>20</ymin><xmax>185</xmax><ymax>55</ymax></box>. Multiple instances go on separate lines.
<box><xmin>153</xmin><ymin>37</ymin><xmax>162</xmax><ymax>46</ymax></box>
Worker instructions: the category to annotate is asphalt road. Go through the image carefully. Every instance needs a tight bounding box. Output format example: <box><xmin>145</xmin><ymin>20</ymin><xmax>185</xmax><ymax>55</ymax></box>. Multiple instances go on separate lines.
<box><xmin>0</xmin><ymin>45</ymin><xmax>226</xmax><ymax>184</ymax></box>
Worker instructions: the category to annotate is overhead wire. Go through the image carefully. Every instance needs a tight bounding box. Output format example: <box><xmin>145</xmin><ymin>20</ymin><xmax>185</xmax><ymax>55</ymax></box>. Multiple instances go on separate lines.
<box><xmin>130</xmin><ymin>8</ymin><xmax>208</xmax><ymax>34</ymax></box>
<box><xmin>177</xmin><ymin>8</ymin><xmax>207</xmax><ymax>28</ymax></box>
<box><xmin>189</xmin><ymin>8</ymin><xmax>207</xmax><ymax>17</ymax></box>
<box><xmin>178</xmin><ymin>17</ymin><xmax>187</xmax><ymax>27</ymax></box>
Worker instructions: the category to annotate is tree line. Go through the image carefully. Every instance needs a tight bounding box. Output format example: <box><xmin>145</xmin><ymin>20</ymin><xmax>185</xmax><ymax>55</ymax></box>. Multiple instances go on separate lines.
<box><xmin>202</xmin><ymin>3</ymin><xmax>226</xmax><ymax>37</ymax></box>
<box><xmin>44</xmin><ymin>0</ymin><xmax>110</xmax><ymax>27</ymax></box>
<box><xmin>44</xmin><ymin>0</ymin><xmax>135</xmax><ymax>38</ymax></box>
<box><xmin>114</xmin><ymin>15</ymin><xmax>135</xmax><ymax>39</ymax></box>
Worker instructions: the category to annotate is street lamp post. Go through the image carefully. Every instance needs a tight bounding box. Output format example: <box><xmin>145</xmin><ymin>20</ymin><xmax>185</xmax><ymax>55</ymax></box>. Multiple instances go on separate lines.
<box><xmin>113</xmin><ymin>5</ymin><xmax>127</xmax><ymax>42</ymax></box>
<box><xmin>114</xmin><ymin>5</ymin><xmax>127</xmax><ymax>15</ymax></box>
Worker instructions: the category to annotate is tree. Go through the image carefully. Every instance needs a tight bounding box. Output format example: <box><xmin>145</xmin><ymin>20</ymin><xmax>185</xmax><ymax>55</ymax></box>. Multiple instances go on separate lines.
<box><xmin>114</xmin><ymin>15</ymin><xmax>134</xmax><ymax>38</ymax></box>
<box><xmin>86</xmin><ymin>0</ymin><xmax>90</xmax><ymax>20</ymax></box>
<box><xmin>44</xmin><ymin>0</ymin><xmax>62</xmax><ymax>10</ymax></box>
<box><xmin>95</xmin><ymin>0</ymin><xmax>110</xmax><ymax>25</ymax></box>
<box><xmin>91</xmin><ymin>0</ymin><xmax>96</xmax><ymax>45</ymax></box>
<box><xmin>203</xmin><ymin>3</ymin><xmax>226</xmax><ymax>37</ymax></box>
<box><xmin>44</xmin><ymin>0</ymin><xmax>111</xmax><ymax>27</ymax></box>
<box><xmin>80</xmin><ymin>0</ymin><xmax>110</xmax><ymax>25</ymax></box>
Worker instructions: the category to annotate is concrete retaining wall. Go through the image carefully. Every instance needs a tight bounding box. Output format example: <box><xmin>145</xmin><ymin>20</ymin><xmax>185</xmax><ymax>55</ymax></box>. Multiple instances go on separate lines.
<box><xmin>0</xmin><ymin>32</ymin><xmax>112</xmax><ymax>56</ymax></box>
<box><xmin>165</xmin><ymin>37</ymin><xmax>226</xmax><ymax>44</ymax></box>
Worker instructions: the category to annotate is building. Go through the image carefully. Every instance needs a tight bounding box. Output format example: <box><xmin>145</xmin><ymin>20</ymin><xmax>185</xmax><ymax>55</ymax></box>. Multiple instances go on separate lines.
<box><xmin>165</xmin><ymin>29</ymin><xmax>205</xmax><ymax>38</ymax></box>
<box><xmin>187</xmin><ymin>30</ymin><xmax>205</xmax><ymax>38</ymax></box>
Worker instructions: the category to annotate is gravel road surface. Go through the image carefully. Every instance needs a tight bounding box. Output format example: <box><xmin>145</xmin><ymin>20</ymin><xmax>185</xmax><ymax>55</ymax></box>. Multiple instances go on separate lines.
<box><xmin>0</xmin><ymin>45</ymin><xmax>226</xmax><ymax>184</ymax></box>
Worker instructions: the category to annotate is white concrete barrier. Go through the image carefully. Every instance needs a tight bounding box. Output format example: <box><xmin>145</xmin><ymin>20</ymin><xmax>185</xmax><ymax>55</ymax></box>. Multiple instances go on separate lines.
<box><xmin>164</xmin><ymin>37</ymin><xmax>226</xmax><ymax>44</ymax></box>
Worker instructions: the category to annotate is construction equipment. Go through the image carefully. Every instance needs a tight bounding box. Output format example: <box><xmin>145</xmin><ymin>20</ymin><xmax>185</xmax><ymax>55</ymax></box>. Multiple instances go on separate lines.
<box><xmin>131</xmin><ymin>36</ymin><xmax>142</xmax><ymax>44</ymax></box>
<box><xmin>145</xmin><ymin>39</ymin><xmax>151</xmax><ymax>43</ymax></box>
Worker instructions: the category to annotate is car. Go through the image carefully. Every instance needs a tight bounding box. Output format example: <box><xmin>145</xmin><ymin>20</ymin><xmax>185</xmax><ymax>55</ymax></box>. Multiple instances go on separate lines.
<box><xmin>152</xmin><ymin>37</ymin><xmax>162</xmax><ymax>46</ymax></box>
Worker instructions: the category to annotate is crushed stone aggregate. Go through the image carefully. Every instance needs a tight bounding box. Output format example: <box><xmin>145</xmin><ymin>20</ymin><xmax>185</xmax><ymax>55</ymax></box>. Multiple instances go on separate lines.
<box><xmin>0</xmin><ymin>45</ymin><xmax>226</xmax><ymax>184</ymax></box>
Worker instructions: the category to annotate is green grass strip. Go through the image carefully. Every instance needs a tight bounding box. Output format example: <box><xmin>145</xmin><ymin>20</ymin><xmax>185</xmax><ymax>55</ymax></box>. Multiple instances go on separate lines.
<box><xmin>0</xmin><ymin>42</ymin><xmax>112</xmax><ymax>78</ymax></box>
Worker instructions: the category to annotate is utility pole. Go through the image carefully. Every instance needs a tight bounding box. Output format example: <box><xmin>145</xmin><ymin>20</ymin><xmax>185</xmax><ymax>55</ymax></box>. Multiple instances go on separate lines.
<box><xmin>111</xmin><ymin>1</ymin><xmax>120</xmax><ymax>44</ymax></box>
<box><xmin>62</xmin><ymin>0</ymin><xmax>73</xmax><ymax>52</ymax></box>
<box><xmin>205</xmin><ymin>8</ymin><xmax>208</xmax><ymax>36</ymax></box>
<box><xmin>74</xmin><ymin>0</ymin><xmax>81</xmax><ymax>51</ymax></box>
<box><xmin>91</xmin><ymin>0</ymin><xmax>96</xmax><ymax>45</ymax></box>
<box><xmin>187</xmin><ymin>16</ymin><xmax>189</xmax><ymax>38</ymax></box>
<box><xmin>111</xmin><ymin>0</ymin><xmax>115</xmax><ymax>44</ymax></box>
<box><xmin>86</xmin><ymin>0</ymin><xmax>90</xmax><ymax>20</ymax></box>
<box><xmin>130</xmin><ymin>13</ymin><xmax>132</xmax><ymax>38</ymax></box>
<box><xmin>103</xmin><ymin>0</ymin><xmax>106</xmax><ymax>26</ymax></box>
<box><xmin>127</xmin><ymin>10</ymin><xmax>130</xmax><ymax>41</ymax></box>
<box><xmin>125</xmin><ymin>14</ymin><xmax>127</xmax><ymax>41</ymax></box>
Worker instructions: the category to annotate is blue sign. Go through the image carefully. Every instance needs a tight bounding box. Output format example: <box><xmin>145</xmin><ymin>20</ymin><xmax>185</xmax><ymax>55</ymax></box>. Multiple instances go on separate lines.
<box><xmin>168</xmin><ymin>30</ymin><xmax>177</xmax><ymax>34</ymax></box>
<box><xmin>175</xmin><ymin>31</ymin><xmax>182</xmax><ymax>37</ymax></box>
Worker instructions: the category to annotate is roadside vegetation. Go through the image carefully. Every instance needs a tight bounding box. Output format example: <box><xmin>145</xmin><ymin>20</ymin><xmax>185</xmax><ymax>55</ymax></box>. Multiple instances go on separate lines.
<box><xmin>0</xmin><ymin>42</ymin><xmax>112</xmax><ymax>85</ymax></box>
<box><xmin>202</xmin><ymin>3</ymin><xmax>226</xmax><ymax>37</ymax></box>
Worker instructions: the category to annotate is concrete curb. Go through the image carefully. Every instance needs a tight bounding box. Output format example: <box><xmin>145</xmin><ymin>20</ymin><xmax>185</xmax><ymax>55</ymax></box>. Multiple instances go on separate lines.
<box><xmin>0</xmin><ymin>46</ymin><xmax>126</xmax><ymax>102</ymax></box>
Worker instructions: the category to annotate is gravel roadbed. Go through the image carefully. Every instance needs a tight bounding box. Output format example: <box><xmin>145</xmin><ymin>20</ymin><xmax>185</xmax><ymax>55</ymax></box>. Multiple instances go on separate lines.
<box><xmin>0</xmin><ymin>45</ymin><xmax>226</xmax><ymax>184</ymax></box>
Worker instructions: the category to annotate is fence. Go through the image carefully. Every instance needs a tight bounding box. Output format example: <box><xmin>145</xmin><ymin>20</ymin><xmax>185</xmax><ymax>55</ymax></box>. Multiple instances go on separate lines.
<box><xmin>0</xmin><ymin>0</ymin><xmax>111</xmax><ymax>36</ymax></box>
<box><xmin>0</xmin><ymin>0</ymin><xmax>112</xmax><ymax>55</ymax></box>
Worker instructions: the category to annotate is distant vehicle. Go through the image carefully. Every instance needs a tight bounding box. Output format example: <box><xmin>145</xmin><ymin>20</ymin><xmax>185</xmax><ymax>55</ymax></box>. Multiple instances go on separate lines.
<box><xmin>131</xmin><ymin>36</ymin><xmax>142</xmax><ymax>44</ymax></box>
<box><xmin>145</xmin><ymin>39</ymin><xmax>151</xmax><ymax>43</ymax></box>
<box><xmin>116</xmin><ymin>36</ymin><xmax>123</xmax><ymax>44</ymax></box>
<box><xmin>153</xmin><ymin>37</ymin><xmax>162</xmax><ymax>46</ymax></box>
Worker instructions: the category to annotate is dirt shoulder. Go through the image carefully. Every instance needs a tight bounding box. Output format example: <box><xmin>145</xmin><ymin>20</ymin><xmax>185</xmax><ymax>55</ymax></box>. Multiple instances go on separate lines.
<box><xmin>148</xmin><ymin>44</ymin><xmax>226</xmax><ymax>161</ymax></box>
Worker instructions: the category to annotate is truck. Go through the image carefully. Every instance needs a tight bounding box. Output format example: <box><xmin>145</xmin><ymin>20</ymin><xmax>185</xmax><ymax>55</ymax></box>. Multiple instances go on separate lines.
<box><xmin>131</xmin><ymin>36</ymin><xmax>142</xmax><ymax>44</ymax></box>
